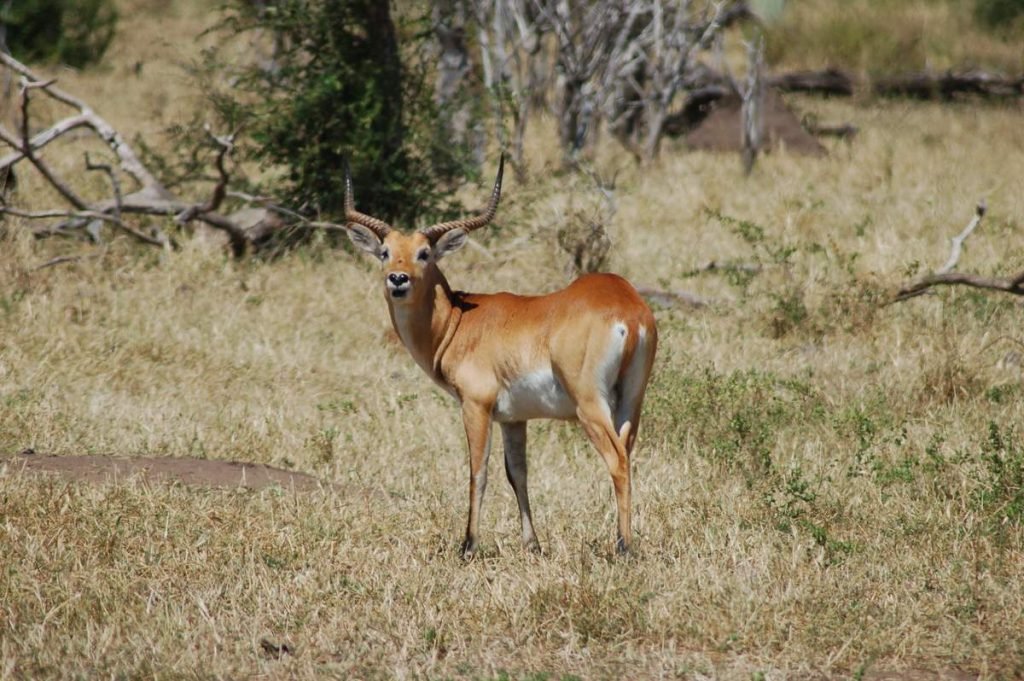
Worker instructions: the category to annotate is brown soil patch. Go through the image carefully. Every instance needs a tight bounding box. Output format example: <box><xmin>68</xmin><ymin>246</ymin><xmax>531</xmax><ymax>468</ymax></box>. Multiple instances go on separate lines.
<box><xmin>685</xmin><ymin>89</ymin><xmax>827</xmax><ymax>156</ymax></box>
<box><xmin>1</xmin><ymin>450</ymin><xmax>323</xmax><ymax>491</ymax></box>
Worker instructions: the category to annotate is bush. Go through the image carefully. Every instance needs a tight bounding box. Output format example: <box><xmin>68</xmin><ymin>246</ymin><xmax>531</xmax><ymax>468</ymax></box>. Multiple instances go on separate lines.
<box><xmin>975</xmin><ymin>0</ymin><xmax>1024</xmax><ymax>28</ymax></box>
<box><xmin>185</xmin><ymin>0</ymin><xmax>472</xmax><ymax>229</ymax></box>
<box><xmin>1</xmin><ymin>0</ymin><xmax>118</xmax><ymax>68</ymax></box>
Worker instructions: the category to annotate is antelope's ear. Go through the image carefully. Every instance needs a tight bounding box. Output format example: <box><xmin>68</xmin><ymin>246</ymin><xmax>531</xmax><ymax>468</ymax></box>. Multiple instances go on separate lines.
<box><xmin>433</xmin><ymin>228</ymin><xmax>468</xmax><ymax>260</ymax></box>
<box><xmin>347</xmin><ymin>224</ymin><xmax>383</xmax><ymax>258</ymax></box>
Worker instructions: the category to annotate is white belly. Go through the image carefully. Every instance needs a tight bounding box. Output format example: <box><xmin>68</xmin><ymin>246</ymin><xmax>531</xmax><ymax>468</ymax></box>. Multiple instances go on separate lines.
<box><xmin>492</xmin><ymin>368</ymin><xmax>577</xmax><ymax>422</ymax></box>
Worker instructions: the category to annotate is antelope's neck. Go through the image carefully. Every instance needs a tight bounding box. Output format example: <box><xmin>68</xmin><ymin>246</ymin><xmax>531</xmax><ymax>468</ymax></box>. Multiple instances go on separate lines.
<box><xmin>387</xmin><ymin>276</ymin><xmax>460</xmax><ymax>390</ymax></box>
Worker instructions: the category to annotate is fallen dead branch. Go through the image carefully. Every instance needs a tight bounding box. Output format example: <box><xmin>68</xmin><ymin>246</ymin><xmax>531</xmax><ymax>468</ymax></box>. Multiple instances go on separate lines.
<box><xmin>895</xmin><ymin>269</ymin><xmax>1024</xmax><ymax>302</ymax></box>
<box><xmin>1</xmin><ymin>205</ymin><xmax>166</xmax><ymax>246</ymax></box>
<box><xmin>663</xmin><ymin>66</ymin><xmax>1024</xmax><ymax>139</ymax></box>
<box><xmin>768</xmin><ymin>68</ymin><xmax>855</xmax><ymax>96</ymax></box>
<box><xmin>873</xmin><ymin>70</ymin><xmax>1024</xmax><ymax>100</ymax></box>
<box><xmin>0</xmin><ymin>53</ymin><xmax>266</xmax><ymax>256</ymax></box>
<box><xmin>768</xmin><ymin>67</ymin><xmax>1022</xmax><ymax>100</ymax></box>
<box><xmin>0</xmin><ymin>53</ymin><xmax>165</xmax><ymax>194</ymax></box>
<box><xmin>893</xmin><ymin>201</ymin><xmax>1024</xmax><ymax>302</ymax></box>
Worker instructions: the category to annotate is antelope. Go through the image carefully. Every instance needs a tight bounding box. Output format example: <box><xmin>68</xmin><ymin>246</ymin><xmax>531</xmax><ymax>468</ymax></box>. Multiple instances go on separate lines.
<box><xmin>344</xmin><ymin>156</ymin><xmax>657</xmax><ymax>557</ymax></box>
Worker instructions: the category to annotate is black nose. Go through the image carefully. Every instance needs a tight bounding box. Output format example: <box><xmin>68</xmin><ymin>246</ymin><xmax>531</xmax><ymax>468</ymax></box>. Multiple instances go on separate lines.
<box><xmin>388</xmin><ymin>272</ymin><xmax>409</xmax><ymax>286</ymax></box>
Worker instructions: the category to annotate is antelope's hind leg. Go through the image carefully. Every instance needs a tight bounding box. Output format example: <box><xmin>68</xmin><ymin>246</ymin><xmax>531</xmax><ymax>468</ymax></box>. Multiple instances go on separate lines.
<box><xmin>613</xmin><ymin>323</ymin><xmax>657</xmax><ymax>456</ymax></box>
<box><xmin>501</xmin><ymin>421</ymin><xmax>541</xmax><ymax>553</ymax></box>
<box><xmin>575</xmin><ymin>398</ymin><xmax>633</xmax><ymax>554</ymax></box>
<box><xmin>566</xmin><ymin>319</ymin><xmax>655</xmax><ymax>555</ymax></box>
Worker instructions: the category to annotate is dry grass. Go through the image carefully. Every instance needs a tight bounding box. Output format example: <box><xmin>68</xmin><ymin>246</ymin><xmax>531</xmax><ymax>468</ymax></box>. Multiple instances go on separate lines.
<box><xmin>2</xmin><ymin>1</ymin><xmax>1024</xmax><ymax>679</ymax></box>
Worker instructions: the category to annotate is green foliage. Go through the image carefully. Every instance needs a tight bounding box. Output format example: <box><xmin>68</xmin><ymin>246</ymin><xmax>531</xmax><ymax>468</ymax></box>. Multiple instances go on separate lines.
<box><xmin>182</xmin><ymin>0</ymin><xmax>471</xmax><ymax>231</ymax></box>
<box><xmin>681</xmin><ymin>210</ymin><xmax>790</xmax><ymax>294</ymax></box>
<box><xmin>975</xmin><ymin>0</ymin><xmax>1024</xmax><ymax>28</ymax></box>
<box><xmin>985</xmin><ymin>383</ymin><xmax>1020</xmax><ymax>404</ymax></box>
<box><xmin>707</xmin><ymin>210</ymin><xmax>797</xmax><ymax>267</ymax></box>
<box><xmin>767</xmin><ymin>288</ymin><xmax>809</xmax><ymax>339</ymax></box>
<box><xmin>974</xmin><ymin>422</ymin><xmax>1024</xmax><ymax>528</ymax></box>
<box><xmin>1</xmin><ymin>0</ymin><xmax>118</xmax><ymax>68</ymax></box>
<box><xmin>646</xmin><ymin>363</ymin><xmax>823</xmax><ymax>478</ymax></box>
<box><xmin>646</xmin><ymin>361</ymin><xmax>858</xmax><ymax>562</ymax></box>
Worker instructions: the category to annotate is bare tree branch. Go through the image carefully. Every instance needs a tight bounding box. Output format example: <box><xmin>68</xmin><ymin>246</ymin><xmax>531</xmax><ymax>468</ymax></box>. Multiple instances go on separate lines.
<box><xmin>937</xmin><ymin>200</ymin><xmax>986</xmax><ymax>275</ymax></box>
<box><xmin>0</xmin><ymin>52</ymin><xmax>168</xmax><ymax>193</ymax></box>
<box><xmin>803</xmin><ymin>120</ymin><xmax>858</xmax><ymax>140</ymax></box>
<box><xmin>1</xmin><ymin>78</ymin><xmax>91</xmax><ymax>210</ymax></box>
<box><xmin>1</xmin><ymin>205</ymin><xmax>169</xmax><ymax>247</ymax></box>
<box><xmin>0</xmin><ymin>113</ymin><xmax>91</xmax><ymax>171</ymax></box>
<box><xmin>892</xmin><ymin>201</ymin><xmax>1024</xmax><ymax>302</ymax></box>
<box><xmin>174</xmin><ymin>130</ymin><xmax>233</xmax><ymax>223</ymax></box>
<box><xmin>0</xmin><ymin>53</ymin><xmax>257</xmax><ymax>255</ymax></box>
<box><xmin>896</xmin><ymin>271</ymin><xmax>1024</xmax><ymax>300</ymax></box>
<box><xmin>874</xmin><ymin>69</ymin><xmax>1024</xmax><ymax>100</ymax></box>
<box><xmin>770</xmin><ymin>68</ymin><xmax>855</xmax><ymax>96</ymax></box>
<box><xmin>84</xmin><ymin>152</ymin><xmax>123</xmax><ymax>222</ymax></box>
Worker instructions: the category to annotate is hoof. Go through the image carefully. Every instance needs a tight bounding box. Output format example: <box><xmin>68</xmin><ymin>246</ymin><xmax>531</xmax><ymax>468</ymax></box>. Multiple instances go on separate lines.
<box><xmin>460</xmin><ymin>537</ymin><xmax>478</xmax><ymax>561</ymax></box>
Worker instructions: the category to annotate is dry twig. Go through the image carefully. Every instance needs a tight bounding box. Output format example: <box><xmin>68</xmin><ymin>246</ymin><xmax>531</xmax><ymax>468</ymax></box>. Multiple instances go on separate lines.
<box><xmin>32</xmin><ymin>253</ymin><xmax>101</xmax><ymax>271</ymax></box>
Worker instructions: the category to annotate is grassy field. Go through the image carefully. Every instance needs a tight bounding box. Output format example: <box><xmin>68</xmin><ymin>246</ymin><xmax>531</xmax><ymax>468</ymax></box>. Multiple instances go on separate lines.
<box><xmin>2</xmin><ymin>1</ymin><xmax>1024</xmax><ymax>678</ymax></box>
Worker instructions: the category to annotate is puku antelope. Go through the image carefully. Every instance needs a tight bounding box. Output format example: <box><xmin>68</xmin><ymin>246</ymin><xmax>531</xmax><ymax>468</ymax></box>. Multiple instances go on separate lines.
<box><xmin>344</xmin><ymin>156</ymin><xmax>657</xmax><ymax>557</ymax></box>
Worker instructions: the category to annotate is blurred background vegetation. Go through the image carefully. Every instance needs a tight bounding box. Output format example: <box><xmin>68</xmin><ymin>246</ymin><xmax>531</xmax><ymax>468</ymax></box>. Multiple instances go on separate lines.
<box><xmin>1</xmin><ymin>0</ymin><xmax>119</xmax><ymax>67</ymax></box>
<box><xmin>764</xmin><ymin>0</ymin><xmax>1024</xmax><ymax>72</ymax></box>
<box><xmin>1</xmin><ymin>0</ymin><xmax>1022</xmax><ymax>243</ymax></box>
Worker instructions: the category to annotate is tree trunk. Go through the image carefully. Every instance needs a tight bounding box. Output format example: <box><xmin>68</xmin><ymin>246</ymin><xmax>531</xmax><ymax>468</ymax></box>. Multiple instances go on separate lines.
<box><xmin>434</xmin><ymin>0</ymin><xmax>482</xmax><ymax>162</ymax></box>
<box><xmin>363</xmin><ymin>0</ymin><xmax>404</xmax><ymax>165</ymax></box>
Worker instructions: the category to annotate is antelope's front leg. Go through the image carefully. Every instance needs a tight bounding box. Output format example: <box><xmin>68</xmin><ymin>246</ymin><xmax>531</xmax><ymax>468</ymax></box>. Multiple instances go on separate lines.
<box><xmin>460</xmin><ymin>400</ymin><xmax>493</xmax><ymax>559</ymax></box>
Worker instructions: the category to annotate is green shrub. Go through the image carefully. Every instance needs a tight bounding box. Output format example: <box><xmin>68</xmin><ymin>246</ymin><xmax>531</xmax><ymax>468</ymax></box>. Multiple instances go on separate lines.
<box><xmin>645</xmin><ymin>364</ymin><xmax>823</xmax><ymax>477</ymax></box>
<box><xmin>975</xmin><ymin>0</ymin><xmax>1024</xmax><ymax>29</ymax></box>
<box><xmin>975</xmin><ymin>422</ymin><xmax>1024</xmax><ymax>529</ymax></box>
<box><xmin>1</xmin><ymin>0</ymin><xmax>118</xmax><ymax>68</ymax></box>
<box><xmin>180</xmin><ymin>0</ymin><xmax>472</xmax><ymax>232</ymax></box>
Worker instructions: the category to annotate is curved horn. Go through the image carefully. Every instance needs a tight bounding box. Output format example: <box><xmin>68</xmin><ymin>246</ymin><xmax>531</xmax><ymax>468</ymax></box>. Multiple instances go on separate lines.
<box><xmin>344</xmin><ymin>157</ymin><xmax>392</xmax><ymax>239</ymax></box>
<box><xmin>420</xmin><ymin>154</ymin><xmax>504</xmax><ymax>241</ymax></box>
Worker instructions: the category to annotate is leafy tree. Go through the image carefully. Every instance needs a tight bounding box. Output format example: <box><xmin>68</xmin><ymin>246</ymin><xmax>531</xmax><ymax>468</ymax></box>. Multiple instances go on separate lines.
<box><xmin>0</xmin><ymin>0</ymin><xmax>118</xmax><ymax>68</ymax></box>
<box><xmin>191</xmin><ymin>0</ymin><xmax>471</xmax><ymax>228</ymax></box>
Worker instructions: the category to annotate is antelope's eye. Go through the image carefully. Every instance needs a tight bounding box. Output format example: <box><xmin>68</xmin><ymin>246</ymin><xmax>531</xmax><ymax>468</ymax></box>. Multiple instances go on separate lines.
<box><xmin>379</xmin><ymin>248</ymin><xmax>389</xmax><ymax>262</ymax></box>
<box><xmin>416</xmin><ymin>248</ymin><xmax>430</xmax><ymax>262</ymax></box>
